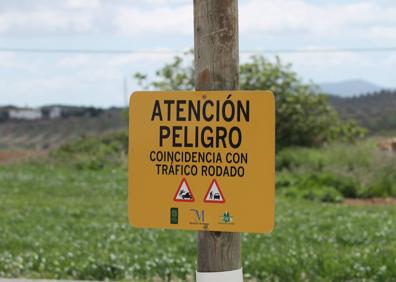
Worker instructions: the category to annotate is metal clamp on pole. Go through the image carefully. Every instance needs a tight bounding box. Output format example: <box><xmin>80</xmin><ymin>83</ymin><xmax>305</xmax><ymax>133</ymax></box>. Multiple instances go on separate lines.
<box><xmin>196</xmin><ymin>268</ymin><xmax>243</xmax><ymax>282</ymax></box>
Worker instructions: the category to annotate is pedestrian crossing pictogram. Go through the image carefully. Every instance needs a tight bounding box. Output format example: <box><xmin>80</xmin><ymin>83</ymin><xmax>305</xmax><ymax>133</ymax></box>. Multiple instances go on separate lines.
<box><xmin>204</xmin><ymin>179</ymin><xmax>225</xmax><ymax>203</ymax></box>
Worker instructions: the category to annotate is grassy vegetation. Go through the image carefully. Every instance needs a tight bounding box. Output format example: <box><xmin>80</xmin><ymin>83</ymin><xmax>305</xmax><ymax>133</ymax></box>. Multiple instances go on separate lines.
<box><xmin>51</xmin><ymin>132</ymin><xmax>396</xmax><ymax>202</ymax></box>
<box><xmin>1</xmin><ymin>133</ymin><xmax>395</xmax><ymax>280</ymax></box>
<box><xmin>1</xmin><ymin>162</ymin><xmax>396</xmax><ymax>281</ymax></box>
<box><xmin>51</xmin><ymin>131</ymin><xmax>128</xmax><ymax>170</ymax></box>
<box><xmin>277</xmin><ymin>140</ymin><xmax>396</xmax><ymax>202</ymax></box>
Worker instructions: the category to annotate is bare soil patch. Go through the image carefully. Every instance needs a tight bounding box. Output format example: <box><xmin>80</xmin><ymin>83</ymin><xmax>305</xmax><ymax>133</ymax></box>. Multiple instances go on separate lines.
<box><xmin>0</xmin><ymin>151</ymin><xmax>44</xmax><ymax>164</ymax></box>
<box><xmin>344</xmin><ymin>198</ymin><xmax>396</xmax><ymax>206</ymax></box>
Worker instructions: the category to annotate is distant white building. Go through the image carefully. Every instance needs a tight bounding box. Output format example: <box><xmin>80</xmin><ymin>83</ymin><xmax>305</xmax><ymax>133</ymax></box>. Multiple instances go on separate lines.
<box><xmin>8</xmin><ymin>108</ymin><xmax>43</xmax><ymax>120</ymax></box>
<box><xmin>48</xmin><ymin>106</ymin><xmax>62</xmax><ymax>119</ymax></box>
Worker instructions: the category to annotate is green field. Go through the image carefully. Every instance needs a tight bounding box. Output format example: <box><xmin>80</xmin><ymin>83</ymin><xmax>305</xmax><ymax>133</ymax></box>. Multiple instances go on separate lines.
<box><xmin>1</xmin><ymin>162</ymin><xmax>396</xmax><ymax>281</ymax></box>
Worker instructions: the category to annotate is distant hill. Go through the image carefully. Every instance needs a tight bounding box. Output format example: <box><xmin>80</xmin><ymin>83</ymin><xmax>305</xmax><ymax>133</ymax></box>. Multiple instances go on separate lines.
<box><xmin>0</xmin><ymin>106</ymin><xmax>127</xmax><ymax>150</ymax></box>
<box><xmin>319</xmin><ymin>79</ymin><xmax>383</xmax><ymax>97</ymax></box>
<box><xmin>330</xmin><ymin>90</ymin><xmax>396</xmax><ymax>134</ymax></box>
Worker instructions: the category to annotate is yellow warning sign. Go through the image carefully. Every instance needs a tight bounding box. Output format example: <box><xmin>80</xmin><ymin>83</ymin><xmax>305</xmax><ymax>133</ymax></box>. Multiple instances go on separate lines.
<box><xmin>128</xmin><ymin>91</ymin><xmax>275</xmax><ymax>233</ymax></box>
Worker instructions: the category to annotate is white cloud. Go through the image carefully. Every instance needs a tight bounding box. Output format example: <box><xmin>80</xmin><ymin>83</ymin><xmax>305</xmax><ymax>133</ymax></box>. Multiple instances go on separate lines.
<box><xmin>77</xmin><ymin>68</ymin><xmax>120</xmax><ymax>82</ymax></box>
<box><xmin>387</xmin><ymin>54</ymin><xmax>396</xmax><ymax>66</ymax></box>
<box><xmin>282</xmin><ymin>51</ymin><xmax>394</xmax><ymax>85</ymax></box>
<box><xmin>283</xmin><ymin>50</ymin><xmax>371</xmax><ymax>68</ymax></box>
<box><xmin>368</xmin><ymin>26</ymin><xmax>396</xmax><ymax>41</ymax></box>
<box><xmin>0</xmin><ymin>10</ymin><xmax>93</xmax><ymax>34</ymax></box>
<box><xmin>64</xmin><ymin>0</ymin><xmax>101</xmax><ymax>10</ymax></box>
<box><xmin>113</xmin><ymin>4</ymin><xmax>193</xmax><ymax>36</ymax></box>
<box><xmin>56</xmin><ymin>55</ymin><xmax>93</xmax><ymax>68</ymax></box>
<box><xmin>0</xmin><ymin>53</ymin><xmax>19</xmax><ymax>68</ymax></box>
<box><xmin>240</xmin><ymin>0</ymin><xmax>396</xmax><ymax>42</ymax></box>
<box><xmin>0</xmin><ymin>70</ymin><xmax>124</xmax><ymax>107</ymax></box>
<box><xmin>0</xmin><ymin>2</ymin><xmax>101</xmax><ymax>35</ymax></box>
<box><xmin>1</xmin><ymin>0</ymin><xmax>396</xmax><ymax>107</ymax></box>
<box><xmin>108</xmin><ymin>52</ymin><xmax>175</xmax><ymax>67</ymax></box>
<box><xmin>131</xmin><ymin>0</ymin><xmax>191</xmax><ymax>6</ymax></box>
<box><xmin>54</xmin><ymin>51</ymin><xmax>176</xmax><ymax>70</ymax></box>
<box><xmin>0</xmin><ymin>0</ymin><xmax>394</xmax><ymax>44</ymax></box>
<box><xmin>0</xmin><ymin>53</ymin><xmax>37</xmax><ymax>71</ymax></box>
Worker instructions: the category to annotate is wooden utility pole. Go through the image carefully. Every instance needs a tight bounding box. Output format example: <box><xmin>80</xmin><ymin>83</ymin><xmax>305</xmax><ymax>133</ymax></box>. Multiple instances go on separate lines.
<box><xmin>194</xmin><ymin>0</ymin><xmax>241</xmax><ymax>275</ymax></box>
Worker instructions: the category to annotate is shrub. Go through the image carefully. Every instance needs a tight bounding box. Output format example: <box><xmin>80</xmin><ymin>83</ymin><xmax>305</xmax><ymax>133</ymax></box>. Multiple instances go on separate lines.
<box><xmin>51</xmin><ymin>131</ymin><xmax>128</xmax><ymax>170</ymax></box>
<box><xmin>277</xmin><ymin>172</ymin><xmax>344</xmax><ymax>203</ymax></box>
<box><xmin>276</xmin><ymin>140</ymin><xmax>396</xmax><ymax>200</ymax></box>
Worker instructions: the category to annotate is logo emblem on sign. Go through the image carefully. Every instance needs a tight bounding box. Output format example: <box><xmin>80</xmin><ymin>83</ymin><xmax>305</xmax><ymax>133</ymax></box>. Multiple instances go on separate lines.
<box><xmin>190</xmin><ymin>209</ymin><xmax>209</xmax><ymax>230</ymax></box>
<box><xmin>204</xmin><ymin>179</ymin><xmax>225</xmax><ymax>203</ymax></box>
<box><xmin>174</xmin><ymin>178</ymin><xmax>195</xmax><ymax>202</ymax></box>
<box><xmin>190</xmin><ymin>209</ymin><xmax>205</xmax><ymax>223</ymax></box>
<box><xmin>221</xmin><ymin>211</ymin><xmax>233</xmax><ymax>224</ymax></box>
<box><xmin>170</xmin><ymin>208</ymin><xmax>178</xmax><ymax>224</ymax></box>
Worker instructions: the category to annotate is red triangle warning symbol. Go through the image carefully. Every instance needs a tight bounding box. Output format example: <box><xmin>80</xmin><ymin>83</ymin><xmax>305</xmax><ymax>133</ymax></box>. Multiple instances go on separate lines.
<box><xmin>204</xmin><ymin>179</ymin><xmax>225</xmax><ymax>203</ymax></box>
<box><xmin>174</xmin><ymin>178</ymin><xmax>195</xmax><ymax>202</ymax></box>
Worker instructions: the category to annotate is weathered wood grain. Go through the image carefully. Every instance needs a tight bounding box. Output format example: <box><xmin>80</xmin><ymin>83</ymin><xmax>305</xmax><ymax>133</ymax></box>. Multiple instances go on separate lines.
<box><xmin>194</xmin><ymin>0</ymin><xmax>241</xmax><ymax>272</ymax></box>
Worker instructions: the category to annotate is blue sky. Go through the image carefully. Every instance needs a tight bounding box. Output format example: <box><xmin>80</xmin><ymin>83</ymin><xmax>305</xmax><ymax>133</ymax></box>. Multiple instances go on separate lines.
<box><xmin>0</xmin><ymin>0</ymin><xmax>395</xmax><ymax>107</ymax></box>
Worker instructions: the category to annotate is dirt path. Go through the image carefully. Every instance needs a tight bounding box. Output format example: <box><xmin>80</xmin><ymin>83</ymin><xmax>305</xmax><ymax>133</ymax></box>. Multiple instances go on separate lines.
<box><xmin>344</xmin><ymin>198</ymin><xmax>396</xmax><ymax>206</ymax></box>
<box><xmin>0</xmin><ymin>151</ymin><xmax>45</xmax><ymax>164</ymax></box>
<box><xmin>0</xmin><ymin>151</ymin><xmax>28</xmax><ymax>163</ymax></box>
